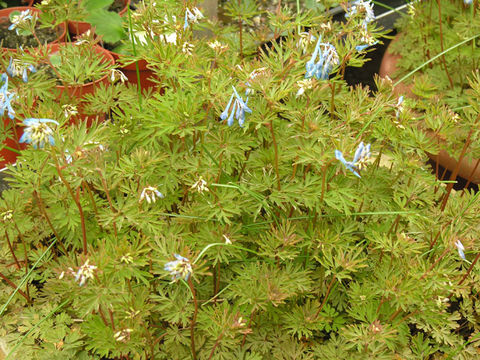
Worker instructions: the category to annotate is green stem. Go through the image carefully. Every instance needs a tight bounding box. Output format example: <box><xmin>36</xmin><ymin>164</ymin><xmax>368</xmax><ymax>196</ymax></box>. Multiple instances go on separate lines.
<box><xmin>394</xmin><ymin>34</ymin><xmax>480</xmax><ymax>86</ymax></box>
<box><xmin>127</xmin><ymin>6</ymin><xmax>143</xmax><ymax>107</ymax></box>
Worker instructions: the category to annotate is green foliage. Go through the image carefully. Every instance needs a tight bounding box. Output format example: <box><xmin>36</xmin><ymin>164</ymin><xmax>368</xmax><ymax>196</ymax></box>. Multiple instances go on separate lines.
<box><xmin>0</xmin><ymin>0</ymin><xmax>479</xmax><ymax>359</ymax></box>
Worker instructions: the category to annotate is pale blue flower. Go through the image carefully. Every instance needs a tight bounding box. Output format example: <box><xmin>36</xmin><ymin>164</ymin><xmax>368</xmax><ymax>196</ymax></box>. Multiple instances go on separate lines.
<box><xmin>455</xmin><ymin>240</ymin><xmax>466</xmax><ymax>260</ymax></box>
<box><xmin>19</xmin><ymin>118</ymin><xmax>59</xmax><ymax>149</ymax></box>
<box><xmin>464</xmin><ymin>0</ymin><xmax>472</xmax><ymax>5</ymax></box>
<box><xmin>184</xmin><ymin>7</ymin><xmax>203</xmax><ymax>30</ymax></box>
<box><xmin>220</xmin><ymin>86</ymin><xmax>252</xmax><ymax>127</ymax></box>
<box><xmin>164</xmin><ymin>254</ymin><xmax>192</xmax><ymax>281</ymax></box>
<box><xmin>0</xmin><ymin>74</ymin><xmax>15</xmax><ymax>119</ymax></box>
<box><xmin>335</xmin><ymin>142</ymin><xmax>371</xmax><ymax>178</ymax></box>
<box><xmin>8</xmin><ymin>10</ymin><xmax>33</xmax><ymax>35</ymax></box>
<box><xmin>305</xmin><ymin>36</ymin><xmax>339</xmax><ymax>80</ymax></box>
<box><xmin>345</xmin><ymin>0</ymin><xmax>375</xmax><ymax>24</ymax></box>
<box><xmin>7</xmin><ymin>58</ymin><xmax>36</xmax><ymax>82</ymax></box>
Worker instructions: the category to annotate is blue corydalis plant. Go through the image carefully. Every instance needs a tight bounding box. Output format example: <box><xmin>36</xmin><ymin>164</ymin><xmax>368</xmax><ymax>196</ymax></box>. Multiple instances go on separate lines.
<box><xmin>0</xmin><ymin>74</ymin><xmax>15</xmax><ymax>119</ymax></box>
<box><xmin>164</xmin><ymin>254</ymin><xmax>193</xmax><ymax>281</ymax></box>
<box><xmin>220</xmin><ymin>86</ymin><xmax>252</xmax><ymax>127</ymax></box>
<box><xmin>305</xmin><ymin>37</ymin><xmax>339</xmax><ymax>80</ymax></box>
<box><xmin>7</xmin><ymin>58</ymin><xmax>36</xmax><ymax>83</ymax></box>
<box><xmin>335</xmin><ymin>142</ymin><xmax>371</xmax><ymax>178</ymax></box>
<box><xmin>345</xmin><ymin>0</ymin><xmax>375</xmax><ymax>25</ymax></box>
<box><xmin>19</xmin><ymin>118</ymin><xmax>59</xmax><ymax>149</ymax></box>
<box><xmin>183</xmin><ymin>7</ymin><xmax>204</xmax><ymax>30</ymax></box>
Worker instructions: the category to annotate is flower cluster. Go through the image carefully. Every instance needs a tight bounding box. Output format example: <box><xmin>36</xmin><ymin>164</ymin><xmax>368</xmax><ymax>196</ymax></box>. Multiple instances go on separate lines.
<box><xmin>305</xmin><ymin>37</ymin><xmax>339</xmax><ymax>80</ymax></box>
<box><xmin>19</xmin><ymin>118</ymin><xmax>59</xmax><ymax>149</ymax></box>
<box><xmin>191</xmin><ymin>177</ymin><xmax>209</xmax><ymax>193</ymax></box>
<box><xmin>8</xmin><ymin>9</ymin><xmax>33</xmax><ymax>35</ymax></box>
<box><xmin>164</xmin><ymin>254</ymin><xmax>193</xmax><ymax>281</ymax></box>
<box><xmin>345</xmin><ymin>0</ymin><xmax>375</xmax><ymax>24</ymax></box>
<box><xmin>183</xmin><ymin>7</ymin><xmax>203</xmax><ymax>30</ymax></box>
<box><xmin>7</xmin><ymin>58</ymin><xmax>36</xmax><ymax>83</ymax></box>
<box><xmin>60</xmin><ymin>259</ymin><xmax>97</xmax><ymax>286</ymax></box>
<box><xmin>139</xmin><ymin>186</ymin><xmax>164</xmax><ymax>203</ymax></box>
<box><xmin>220</xmin><ymin>86</ymin><xmax>252</xmax><ymax>127</ymax></box>
<box><xmin>0</xmin><ymin>74</ymin><xmax>15</xmax><ymax>119</ymax></box>
<box><xmin>335</xmin><ymin>142</ymin><xmax>371</xmax><ymax>178</ymax></box>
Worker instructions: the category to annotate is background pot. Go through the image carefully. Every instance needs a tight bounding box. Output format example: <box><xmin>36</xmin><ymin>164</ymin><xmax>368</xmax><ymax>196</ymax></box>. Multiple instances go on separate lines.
<box><xmin>68</xmin><ymin>0</ymin><xmax>130</xmax><ymax>36</ymax></box>
<box><xmin>380</xmin><ymin>34</ymin><xmax>480</xmax><ymax>184</ymax></box>
<box><xmin>110</xmin><ymin>50</ymin><xmax>157</xmax><ymax>89</ymax></box>
<box><xmin>0</xmin><ymin>117</ymin><xmax>25</xmax><ymax>169</ymax></box>
<box><xmin>44</xmin><ymin>43</ymin><xmax>115</xmax><ymax>125</ymax></box>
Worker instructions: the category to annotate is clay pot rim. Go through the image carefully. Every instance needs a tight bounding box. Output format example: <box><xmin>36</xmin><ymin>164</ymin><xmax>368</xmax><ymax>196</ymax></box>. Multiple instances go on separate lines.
<box><xmin>41</xmin><ymin>43</ymin><xmax>115</xmax><ymax>89</ymax></box>
<box><xmin>0</xmin><ymin>6</ymin><xmax>67</xmax><ymax>50</ymax></box>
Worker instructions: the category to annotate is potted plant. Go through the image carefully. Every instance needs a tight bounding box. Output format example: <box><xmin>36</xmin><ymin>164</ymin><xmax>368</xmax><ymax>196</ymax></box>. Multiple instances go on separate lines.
<box><xmin>379</xmin><ymin>0</ymin><xmax>480</xmax><ymax>184</ymax></box>
<box><xmin>36</xmin><ymin>0</ymin><xmax>130</xmax><ymax>37</ymax></box>
<box><xmin>0</xmin><ymin>6</ymin><xmax>66</xmax><ymax>52</ymax></box>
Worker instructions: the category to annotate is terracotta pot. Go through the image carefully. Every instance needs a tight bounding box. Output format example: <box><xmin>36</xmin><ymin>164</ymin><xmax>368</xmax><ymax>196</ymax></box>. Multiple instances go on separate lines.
<box><xmin>0</xmin><ymin>117</ymin><xmax>25</xmax><ymax>169</ymax></box>
<box><xmin>42</xmin><ymin>43</ymin><xmax>115</xmax><ymax>125</ymax></box>
<box><xmin>380</xmin><ymin>35</ymin><xmax>480</xmax><ymax>184</ymax></box>
<box><xmin>109</xmin><ymin>50</ymin><xmax>157</xmax><ymax>89</ymax></box>
<box><xmin>379</xmin><ymin>36</ymin><xmax>415</xmax><ymax>98</ymax></box>
<box><xmin>0</xmin><ymin>7</ymin><xmax>66</xmax><ymax>52</ymax></box>
<box><xmin>68</xmin><ymin>0</ymin><xmax>131</xmax><ymax>36</ymax></box>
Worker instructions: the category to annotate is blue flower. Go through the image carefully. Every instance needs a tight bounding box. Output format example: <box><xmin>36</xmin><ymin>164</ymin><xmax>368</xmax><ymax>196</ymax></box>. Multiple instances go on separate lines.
<box><xmin>8</xmin><ymin>10</ymin><xmax>33</xmax><ymax>35</ymax></box>
<box><xmin>220</xmin><ymin>86</ymin><xmax>252</xmax><ymax>127</ymax></box>
<box><xmin>335</xmin><ymin>142</ymin><xmax>371</xmax><ymax>178</ymax></box>
<box><xmin>464</xmin><ymin>0</ymin><xmax>472</xmax><ymax>5</ymax></box>
<box><xmin>305</xmin><ymin>36</ymin><xmax>339</xmax><ymax>80</ymax></box>
<box><xmin>455</xmin><ymin>240</ymin><xmax>466</xmax><ymax>260</ymax></box>
<box><xmin>0</xmin><ymin>74</ymin><xmax>15</xmax><ymax>119</ymax></box>
<box><xmin>7</xmin><ymin>58</ymin><xmax>36</xmax><ymax>82</ymax></box>
<box><xmin>19</xmin><ymin>118</ymin><xmax>59</xmax><ymax>149</ymax></box>
<box><xmin>345</xmin><ymin>0</ymin><xmax>375</xmax><ymax>24</ymax></box>
<box><xmin>184</xmin><ymin>7</ymin><xmax>203</xmax><ymax>30</ymax></box>
<box><xmin>164</xmin><ymin>254</ymin><xmax>193</xmax><ymax>281</ymax></box>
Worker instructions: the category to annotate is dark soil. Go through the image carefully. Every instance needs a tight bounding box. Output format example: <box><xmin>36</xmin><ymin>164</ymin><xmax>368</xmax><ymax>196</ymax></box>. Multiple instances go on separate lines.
<box><xmin>0</xmin><ymin>19</ymin><xmax>59</xmax><ymax>49</ymax></box>
<box><xmin>108</xmin><ymin>0</ymin><xmax>126</xmax><ymax>13</ymax></box>
<box><xmin>4</xmin><ymin>0</ymin><xmax>30</xmax><ymax>7</ymax></box>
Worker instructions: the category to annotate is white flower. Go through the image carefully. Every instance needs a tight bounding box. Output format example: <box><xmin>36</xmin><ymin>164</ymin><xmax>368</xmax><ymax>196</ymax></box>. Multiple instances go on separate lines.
<box><xmin>455</xmin><ymin>240</ymin><xmax>466</xmax><ymax>260</ymax></box>
<box><xmin>191</xmin><ymin>177</ymin><xmax>209</xmax><ymax>193</ymax></box>
<box><xmin>1</xmin><ymin>210</ymin><xmax>13</xmax><ymax>222</ymax></box>
<box><xmin>208</xmin><ymin>40</ymin><xmax>227</xmax><ymax>52</ymax></box>
<box><xmin>62</xmin><ymin>104</ymin><xmax>78</xmax><ymax>118</ymax></box>
<box><xmin>182</xmin><ymin>42</ymin><xmax>195</xmax><ymax>55</ymax></box>
<box><xmin>8</xmin><ymin>10</ymin><xmax>34</xmax><ymax>34</ymax></box>
<box><xmin>140</xmin><ymin>186</ymin><xmax>164</xmax><ymax>203</ymax></box>
<box><xmin>114</xmin><ymin>329</ymin><xmax>132</xmax><ymax>343</ymax></box>
<box><xmin>160</xmin><ymin>32</ymin><xmax>177</xmax><ymax>45</ymax></box>
<box><xmin>223</xmin><ymin>235</ymin><xmax>232</xmax><ymax>245</ymax></box>
<box><xmin>295</xmin><ymin>78</ymin><xmax>315</xmax><ymax>98</ymax></box>
<box><xmin>73</xmin><ymin>259</ymin><xmax>97</xmax><ymax>286</ymax></box>
<box><xmin>297</xmin><ymin>32</ymin><xmax>317</xmax><ymax>54</ymax></box>
<box><xmin>109</xmin><ymin>69</ymin><xmax>128</xmax><ymax>83</ymax></box>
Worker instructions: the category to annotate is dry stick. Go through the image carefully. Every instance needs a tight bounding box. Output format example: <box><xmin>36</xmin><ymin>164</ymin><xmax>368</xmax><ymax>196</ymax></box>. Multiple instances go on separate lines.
<box><xmin>108</xmin><ymin>308</ymin><xmax>115</xmax><ymax>331</ymax></box>
<box><xmin>435</xmin><ymin>0</ymin><xmax>454</xmax><ymax>89</ymax></box>
<box><xmin>208</xmin><ymin>332</ymin><xmax>224</xmax><ymax>360</ymax></box>
<box><xmin>313</xmin><ymin>275</ymin><xmax>337</xmax><ymax>320</ymax></box>
<box><xmin>97</xmin><ymin>305</ymin><xmax>110</xmax><ymax>327</ymax></box>
<box><xmin>440</xmin><ymin>130</ymin><xmax>473</xmax><ymax>212</ymax></box>
<box><xmin>188</xmin><ymin>278</ymin><xmax>198</xmax><ymax>360</ymax></box>
<box><xmin>4</xmin><ymin>231</ymin><xmax>21</xmax><ymax>270</ymax></box>
<box><xmin>0</xmin><ymin>271</ymin><xmax>30</xmax><ymax>302</ymax></box>
<box><xmin>420</xmin><ymin>248</ymin><xmax>449</xmax><ymax>280</ymax></box>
